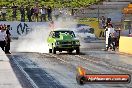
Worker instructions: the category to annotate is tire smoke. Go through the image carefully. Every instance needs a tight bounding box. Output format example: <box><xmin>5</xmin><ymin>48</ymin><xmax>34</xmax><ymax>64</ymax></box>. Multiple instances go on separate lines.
<box><xmin>12</xmin><ymin>12</ymin><xmax>78</xmax><ymax>53</ymax></box>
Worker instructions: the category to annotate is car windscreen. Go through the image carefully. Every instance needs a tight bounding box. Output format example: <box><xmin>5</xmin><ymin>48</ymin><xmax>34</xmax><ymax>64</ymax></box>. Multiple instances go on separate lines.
<box><xmin>54</xmin><ymin>31</ymin><xmax>76</xmax><ymax>38</ymax></box>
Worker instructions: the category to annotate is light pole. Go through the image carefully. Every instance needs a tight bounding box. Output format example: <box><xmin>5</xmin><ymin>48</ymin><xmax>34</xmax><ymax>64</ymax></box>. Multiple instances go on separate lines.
<box><xmin>97</xmin><ymin>6</ymin><xmax>100</xmax><ymax>25</ymax></box>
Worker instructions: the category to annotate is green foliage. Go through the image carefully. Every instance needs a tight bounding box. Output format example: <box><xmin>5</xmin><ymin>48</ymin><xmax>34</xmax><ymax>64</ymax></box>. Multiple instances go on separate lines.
<box><xmin>0</xmin><ymin>0</ymin><xmax>102</xmax><ymax>21</ymax></box>
<box><xmin>1</xmin><ymin>0</ymin><xmax>101</xmax><ymax>8</ymax></box>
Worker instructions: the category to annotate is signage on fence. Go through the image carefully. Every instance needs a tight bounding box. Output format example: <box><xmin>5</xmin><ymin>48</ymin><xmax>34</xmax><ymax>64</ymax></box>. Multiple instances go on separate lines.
<box><xmin>0</xmin><ymin>21</ymin><xmax>48</xmax><ymax>38</ymax></box>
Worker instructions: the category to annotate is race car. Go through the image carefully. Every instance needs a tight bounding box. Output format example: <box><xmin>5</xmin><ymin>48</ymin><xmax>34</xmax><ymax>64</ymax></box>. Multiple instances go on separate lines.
<box><xmin>47</xmin><ymin>29</ymin><xmax>80</xmax><ymax>54</ymax></box>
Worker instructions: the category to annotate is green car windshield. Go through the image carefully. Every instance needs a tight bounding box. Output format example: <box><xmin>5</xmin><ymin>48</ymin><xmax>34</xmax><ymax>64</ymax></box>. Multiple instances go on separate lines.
<box><xmin>54</xmin><ymin>31</ymin><xmax>76</xmax><ymax>38</ymax></box>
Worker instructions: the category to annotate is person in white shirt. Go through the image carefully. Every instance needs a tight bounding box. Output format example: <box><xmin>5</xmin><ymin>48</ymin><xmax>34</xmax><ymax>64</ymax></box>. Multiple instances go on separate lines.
<box><xmin>0</xmin><ymin>26</ymin><xmax>6</xmax><ymax>51</ymax></box>
<box><xmin>105</xmin><ymin>24</ymin><xmax>115</xmax><ymax>51</ymax></box>
<box><xmin>40</xmin><ymin>5</ymin><xmax>46</xmax><ymax>22</ymax></box>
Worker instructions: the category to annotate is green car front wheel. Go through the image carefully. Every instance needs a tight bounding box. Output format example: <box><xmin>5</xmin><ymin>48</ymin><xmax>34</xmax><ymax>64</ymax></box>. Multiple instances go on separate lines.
<box><xmin>49</xmin><ymin>49</ymin><xmax>52</xmax><ymax>53</ymax></box>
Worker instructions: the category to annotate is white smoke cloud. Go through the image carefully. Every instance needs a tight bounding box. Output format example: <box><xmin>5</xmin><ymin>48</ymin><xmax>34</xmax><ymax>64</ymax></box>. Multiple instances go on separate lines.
<box><xmin>12</xmin><ymin>10</ymin><xmax>78</xmax><ymax>53</ymax></box>
<box><xmin>12</xmin><ymin>25</ymin><xmax>50</xmax><ymax>53</ymax></box>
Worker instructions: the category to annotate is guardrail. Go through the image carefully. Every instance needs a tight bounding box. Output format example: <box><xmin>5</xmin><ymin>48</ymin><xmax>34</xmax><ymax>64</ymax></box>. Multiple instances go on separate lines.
<box><xmin>103</xmin><ymin>2</ymin><xmax>130</xmax><ymax>5</ymax></box>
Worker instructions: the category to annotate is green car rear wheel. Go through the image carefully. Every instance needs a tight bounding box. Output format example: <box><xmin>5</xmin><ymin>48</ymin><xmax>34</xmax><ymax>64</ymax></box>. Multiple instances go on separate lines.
<box><xmin>53</xmin><ymin>47</ymin><xmax>56</xmax><ymax>54</ymax></box>
<box><xmin>76</xmin><ymin>48</ymin><xmax>80</xmax><ymax>54</ymax></box>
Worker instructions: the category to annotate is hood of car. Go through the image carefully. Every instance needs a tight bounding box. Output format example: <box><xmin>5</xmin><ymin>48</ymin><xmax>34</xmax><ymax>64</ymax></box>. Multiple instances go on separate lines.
<box><xmin>59</xmin><ymin>33</ymin><xmax>72</xmax><ymax>40</ymax></box>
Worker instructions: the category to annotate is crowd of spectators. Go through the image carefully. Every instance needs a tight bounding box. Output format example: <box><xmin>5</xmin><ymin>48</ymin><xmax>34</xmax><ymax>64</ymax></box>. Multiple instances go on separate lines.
<box><xmin>0</xmin><ymin>2</ymin><xmax>53</xmax><ymax>22</ymax></box>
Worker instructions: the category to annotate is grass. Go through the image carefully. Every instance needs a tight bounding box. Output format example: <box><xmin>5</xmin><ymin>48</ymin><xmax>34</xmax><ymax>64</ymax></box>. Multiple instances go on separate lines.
<box><xmin>1</xmin><ymin>0</ymin><xmax>102</xmax><ymax>8</ymax></box>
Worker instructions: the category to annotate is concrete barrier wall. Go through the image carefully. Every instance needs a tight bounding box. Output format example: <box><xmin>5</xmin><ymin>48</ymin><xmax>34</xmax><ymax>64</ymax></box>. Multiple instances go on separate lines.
<box><xmin>0</xmin><ymin>22</ymin><xmax>48</xmax><ymax>38</ymax></box>
<box><xmin>103</xmin><ymin>2</ymin><xmax>130</xmax><ymax>5</ymax></box>
<box><xmin>89</xmin><ymin>5</ymin><xmax>127</xmax><ymax>9</ymax></box>
<box><xmin>110</xmin><ymin>0</ymin><xmax>131</xmax><ymax>2</ymax></box>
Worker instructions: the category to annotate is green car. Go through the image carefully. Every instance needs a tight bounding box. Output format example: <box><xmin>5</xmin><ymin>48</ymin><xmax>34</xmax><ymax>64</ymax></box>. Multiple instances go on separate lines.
<box><xmin>47</xmin><ymin>29</ymin><xmax>80</xmax><ymax>54</ymax></box>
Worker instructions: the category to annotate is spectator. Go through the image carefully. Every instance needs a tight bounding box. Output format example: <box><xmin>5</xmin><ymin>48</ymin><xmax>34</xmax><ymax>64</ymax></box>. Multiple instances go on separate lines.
<box><xmin>20</xmin><ymin>4</ymin><xmax>25</xmax><ymax>22</ymax></box>
<box><xmin>12</xmin><ymin>3</ymin><xmax>18</xmax><ymax>21</ymax></box>
<box><xmin>71</xmin><ymin>8</ymin><xmax>74</xmax><ymax>16</ymax></box>
<box><xmin>26</xmin><ymin>5</ymin><xmax>32</xmax><ymax>22</ymax></box>
<box><xmin>5</xmin><ymin>25</ymin><xmax>11</xmax><ymax>54</ymax></box>
<box><xmin>34</xmin><ymin>2</ymin><xmax>39</xmax><ymax>22</ymax></box>
<box><xmin>31</xmin><ymin>7</ymin><xmax>34</xmax><ymax>21</ymax></box>
<box><xmin>1</xmin><ymin>5</ymin><xmax>7</xmax><ymax>21</ymax></box>
<box><xmin>0</xmin><ymin>9</ymin><xmax>2</xmax><ymax>21</ymax></box>
<box><xmin>100</xmin><ymin>16</ymin><xmax>106</xmax><ymax>29</ymax></box>
<box><xmin>105</xmin><ymin>24</ymin><xmax>115</xmax><ymax>51</ymax></box>
<box><xmin>47</xmin><ymin>6</ymin><xmax>52</xmax><ymax>21</ymax></box>
<box><xmin>106</xmin><ymin>18</ymin><xmax>113</xmax><ymax>27</ymax></box>
<box><xmin>0</xmin><ymin>25</ymin><xmax>6</xmax><ymax>51</ymax></box>
<box><xmin>40</xmin><ymin>5</ymin><xmax>46</xmax><ymax>22</ymax></box>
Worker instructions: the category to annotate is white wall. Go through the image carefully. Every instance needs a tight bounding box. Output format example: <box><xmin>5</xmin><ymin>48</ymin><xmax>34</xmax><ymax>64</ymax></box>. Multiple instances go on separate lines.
<box><xmin>0</xmin><ymin>21</ymin><xmax>49</xmax><ymax>38</ymax></box>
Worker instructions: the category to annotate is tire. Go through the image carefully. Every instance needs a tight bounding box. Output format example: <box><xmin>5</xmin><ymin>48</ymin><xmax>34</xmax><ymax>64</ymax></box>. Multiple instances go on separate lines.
<box><xmin>49</xmin><ymin>49</ymin><xmax>52</xmax><ymax>53</ymax></box>
<box><xmin>53</xmin><ymin>47</ymin><xmax>56</xmax><ymax>54</ymax></box>
<box><xmin>67</xmin><ymin>50</ymin><xmax>72</xmax><ymax>54</ymax></box>
<box><xmin>76</xmin><ymin>47</ymin><xmax>80</xmax><ymax>54</ymax></box>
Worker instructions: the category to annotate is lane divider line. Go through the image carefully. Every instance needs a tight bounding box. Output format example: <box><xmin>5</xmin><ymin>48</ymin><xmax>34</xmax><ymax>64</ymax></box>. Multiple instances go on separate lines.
<box><xmin>11</xmin><ymin>56</ymin><xmax>39</xmax><ymax>88</ymax></box>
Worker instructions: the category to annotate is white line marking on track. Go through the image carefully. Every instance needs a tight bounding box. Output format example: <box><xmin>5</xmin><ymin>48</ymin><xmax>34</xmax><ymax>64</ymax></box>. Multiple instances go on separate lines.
<box><xmin>11</xmin><ymin>56</ymin><xmax>39</xmax><ymax>88</ymax></box>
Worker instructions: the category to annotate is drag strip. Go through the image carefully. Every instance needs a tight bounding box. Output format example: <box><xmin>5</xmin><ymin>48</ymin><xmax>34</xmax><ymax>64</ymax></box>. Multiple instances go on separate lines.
<box><xmin>7</xmin><ymin>52</ymin><xmax>132</xmax><ymax>88</ymax></box>
<box><xmin>11</xmin><ymin>53</ymin><xmax>132</xmax><ymax>88</ymax></box>
<box><xmin>37</xmin><ymin>53</ymin><xmax>132</xmax><ymax>88</ymax></box>
<box><xmin>8</xmin><ymin>54</ymin><xmax>66</xmax><ymax>88</ymax></box>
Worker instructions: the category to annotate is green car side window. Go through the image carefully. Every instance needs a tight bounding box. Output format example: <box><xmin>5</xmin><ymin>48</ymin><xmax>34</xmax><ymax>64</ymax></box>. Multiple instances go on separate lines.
<box><xmin>55</xmin><ymin>32</ymin><xmax>60</xmax><ymax>38</ymax></box>
<box><xmin>49</xmin><ymin>32</ymin><xmax>53</xmax><ymax>37</ymax></box>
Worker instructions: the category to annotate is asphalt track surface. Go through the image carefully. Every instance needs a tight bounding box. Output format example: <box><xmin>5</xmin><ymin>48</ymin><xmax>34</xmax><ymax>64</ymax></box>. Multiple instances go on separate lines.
<box><xmin>7</xmin><ymin>49</ymin><xmax>132</xmax><ymax>88</ymax></box>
